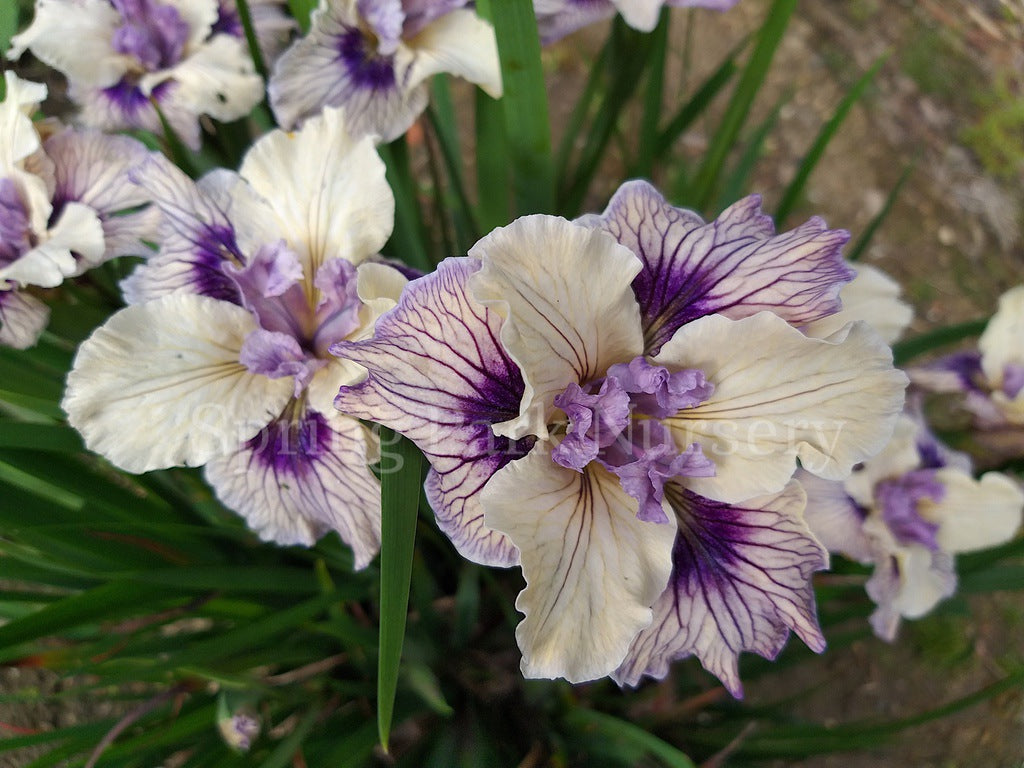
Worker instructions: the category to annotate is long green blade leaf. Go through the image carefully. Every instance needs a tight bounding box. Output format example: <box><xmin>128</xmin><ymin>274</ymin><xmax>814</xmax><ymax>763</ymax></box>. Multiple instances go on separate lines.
<box><xmin>847</xmin><ymin>160</ymin><xmax>914</xmax><ymax>262</ymax></box>
<box><xmin>476</xmin><ymin>0</ymin><xmax>554</xmax><ymax>214</ymax></box>
<box><xmin>566</xmin><ymin>709</ymin><xmax>697</xmax><ymax>768</ymax></box>
<box><xmin>892</xmin><ymin>318</ymin><xmax>989</xmax><ymax>365</ymax></box>
<box><xmin>775</xmin><ymin>54</ymin><xmax>887</xmax><ymax>223</ymax></box>
<box><xmin>376</xmin><ymin>430</ymin><xmax>423</xmax><ymax>750</ymax></box>
<box><xmin>685</xmin><ymin>0</ymin><xmax>796</xmax><ymax>211</ymax></box>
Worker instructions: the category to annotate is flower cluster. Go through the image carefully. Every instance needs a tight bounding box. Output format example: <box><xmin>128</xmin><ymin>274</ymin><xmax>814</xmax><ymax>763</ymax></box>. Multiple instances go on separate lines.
<box><xmin>5</xmin><ymin>0</ymin><xmax>1023</xmax><ymax>706</ymax></box>
<box><xmin>0</xmin><ymin>71</ymin><xmax>156</xmax><ymax>348</ymax></box>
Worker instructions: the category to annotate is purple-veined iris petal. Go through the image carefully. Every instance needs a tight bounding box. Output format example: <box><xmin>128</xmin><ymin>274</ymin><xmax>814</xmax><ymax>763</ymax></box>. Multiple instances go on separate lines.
<box><xmin>582</xmin><ymin>180</ymin><xmax>853</xmax><ymax>355</ymax></box>
<box><xmin>205</xmin><ymin>401</ymin><xmax>382</xmax><ymax>567</ymax></box>
<box><xmin>123</xmin><ymin>157</ymin><xmax>268</xmax><ymax>304</ymax></box>
<box><xmin>605</xmin><ymin>355</ymin><xmax>713</xmax><ymax>418</ymax></box>
<box><xmin>269</xmin><ymin>0</ymin><xmax>426</xmax><ymax>139</ymax></box>
<box><xmin>43</xmin><ymin>128</ymin><xmax>158</xmax><ymax>263</ymax></box>
<box><xmin>0</xmin><ymin>288</ymin><xmax>49</xmax><ymax>349</ymax></box>
<box><xmin>402</xmin><ymin>0</ymin><xmax>466</xmax><ymax>36</ymax></box>
<box><xmin>875</xmin><ymin>469</ymin><xmax>944</xmax><ymax>551</ymax></box>
<box><xmin>796</xmin><ymin>469</ymin><xmax>872</xmax><ymax>563</ymax></box>
<box><xmin>357</xmin><ymin>0</ymin><xmax>404</xmax><ymax>53</ymax></box>
<box><xmin>335</xmin><ymin>257</ymin><xmax>530</xmax><ymax>567</ymax></box>
<box><xmin>614</xmin><ymin>481</ymin><xmax>827</xmax><ymax>696</ymax></box>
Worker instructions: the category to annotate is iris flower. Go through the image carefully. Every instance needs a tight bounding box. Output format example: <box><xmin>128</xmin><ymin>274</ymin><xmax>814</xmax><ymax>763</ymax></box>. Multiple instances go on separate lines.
<box><xmin>336</xmin><ymin>180</ymin><xmax>908</xmax><ymax>691</ymax></box>
<box><xmin>910</xmin><ymin>286</ymin><xmax>1024</xmax><ymax>462</ymax></box>
<box><xmin>801</xmin><ymin>413</ymin><xmax>1023</xmax><ymax>640</ymax></box>
<box><xmin>10</xmin><ymin>0</ymin><xmax>265</xmax><ymax>150</ymax></box>
<box><xmin>534</xmin><ymin>0</ymin><xmax>738</xmax><ymax>44</ymax></box>
<box><xmin>269</xmin><ymin>0</ymin><xmax>502</xmax><ymax>142</ymax></box>
<box><xmin>0</xmin><ymin>72</ymin><xmax>155</xmax><ymax>348</ymax></box>
<box><xmin>63</xmin><ymin>108</ymin><xmax>407</xmax><ymax>567</ymax></box>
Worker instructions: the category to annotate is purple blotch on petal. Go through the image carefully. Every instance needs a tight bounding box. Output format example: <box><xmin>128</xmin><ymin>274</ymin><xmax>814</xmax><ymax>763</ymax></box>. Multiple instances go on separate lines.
<box><xmin>111</xmin><ymin>0</ymin><xmax>190</xmax><ymax>71</ymax></box>
<box><xmin>0</xmin><ymin>179</ymin><xmax>32</xmax><ymax>267</ymax></box>
<box><xmin>876</xmin><ymin>469</ymin><xmax>944</xmax><ymax>550</ymax></box>
<box><xmin>338</xmin><ymin>28</ymin><xmax>397</xmax><ymax>90</ymax></box>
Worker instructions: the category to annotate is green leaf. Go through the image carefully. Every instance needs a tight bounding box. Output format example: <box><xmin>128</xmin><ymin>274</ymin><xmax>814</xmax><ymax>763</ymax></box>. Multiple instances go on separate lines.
<box><xmin>287</xmin><ymin>0</ymin><xmax>317</xmax><ymax>33</ymax></box>
<box><xmin>233</xmin><ymin>0</ymin><xmax>268</xmax><ymax>79</ymax></box>
<box><xmin>474</xmin><ymin>89</ymin><xmax>511</xmax><ymax>233</ymax></box>
<box><xmin>716</xmin><ymin>91</ymin><xmax>789</xmax><ymax>210</ymax></box>
<box><xmin>379</xmin><ymin>139</ymin><xmax>433</xmax><ymax>272</ymax></box>
<box><xmin>376</xmin><ymin>429</ymin><xmax>423</xmax><ymax>750</ymax></box>
<box><xmin>775</xmin><ymin>54</ymin><xmax>887</xmax><ymax>223</ymax></box>
<box><xmin>0</xmin><ymin>423</ymin><xmax>83</xmax><ymax>452</ymax></box>
<box><xmin>0</xmin><ymin>1</ymin><xmax>17</xmax><ymax>58</ymax></box>
<box><xmin>632</xmin><ymin>10</ymin><xmax>671</xmax><ymax>178</ymax></box>
<box><xmin>565</xmin><ymin>709</ymin><xmax>697</xmax><ymax>768</ymax></box>
<box><xmin>892</xmin><ymin>318</ymin><xmax>989</xmax><ymax>365</ymax></box>
<box><xmin>0</xmin><ymin>581</ymin><xmax>167</xmax><ymax>651</ymax></box>
<box><xmin>684</xmin><ymin>0</ymin><xmax>796</xmax><ymax>211</ymax></box>
<box><xmin>476</xmin><ymin>0</ymin><xmax>554</xmax><ymax>214</ymax></box>
<box><xmin>846</xmin><ymin>160</ymin><xmax>914</xmax><ymax>262</ymax></box>
<box><xmin>427</xmin><ymin>79</ymin><xmax>479</xmax><ymax>247</ymax></box>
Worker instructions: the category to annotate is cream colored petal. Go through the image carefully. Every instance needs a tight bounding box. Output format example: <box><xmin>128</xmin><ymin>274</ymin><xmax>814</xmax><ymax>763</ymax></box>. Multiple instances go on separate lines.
<box><xmin>239</xmin><ymin>108</ymin><xmax>395</xmax><ymax>303</ymax></box>
<box><xmin>0</xmin><ymin>73</ymin><xmax>46</xmax><ymax>171</ymax></box>
<box><xmin>802</xmin><ymin>264</ymin><xmax>913</xmax><ymax>344</ymax></box>
<box><xmin>842</xmin><ymin>414</ymin><xmax>921</xmax><ymax>508</ymax></box>
<box><xmin>658</xmin><ymin>313</ymin><xmax>908</xmax><ymax>504</ymax></box>
<box><xmin>8</xmin><ymin>0</ymin><xmax>127</xmax><ymax>87</ymax></box>
<box><xmin>926</xmin><ymin>469</ymin><xmax>1023</xmax><ymax>554</ymax></box>
<box><xmin>145</xmin><ymin>35</ymin><xmax>263</xmax><ymax>122</ymax></box>
<box><xmin>979</xmin><ymin>285</ymin><xmax>1024</xmax><ymax>387</ymax></box>
<box><xmin>352</xmin><ymin>261</ymin><xmax>409</xmax><ymax>341</ymax></box>
<box><xmin>63</xmin><ymin>294</ymin><xmax>293</xmax><ymax>473</ymax></box>
<box><xmin>483</xmin><ymin>443</ymin><xmax>676</xmax><ymax>683</ymax></box>
<box><xmin>406</xmin><ymin>9</ymin><xmax>502</xmax><ymax>98</ymax></box>
<box><xmin>613</xmin><ymin>0</ymin><xmax>663</xmax><ymax>31</ymax></box>
<box><xmin>468</xmin><ymin>215</ymin><xmax>645</xmax><ymax>440</ymax></box>
<box><xmin>0</xmin><ymin>289</ymin><xmax>49</xmax><ymax>350</ymax></box>
<box><xmin>164</xmin><ymin>0</ymin><xmax>219</xmax><ymax>50</ymax></box>
<box><xmin>0</xmin><ymin>202</ymin><xmax>104</xmax><ymax>288</ymax></box>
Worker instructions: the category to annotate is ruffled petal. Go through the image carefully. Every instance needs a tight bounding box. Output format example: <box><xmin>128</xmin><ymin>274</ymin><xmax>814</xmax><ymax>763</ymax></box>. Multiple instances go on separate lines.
<box><xmin>122</xmin><ymin>158</ymin><xmax>272</xmax><ymax>303</ymax></box>
<box><xmin>8</xmin><ymin>0</ymin><xmax>127</xmax><ymax>88</ymax></box>
<box><xmin>863</xmin><ymin>517</ymin><xmax>956</xmax><ymax>641</ymax></box>
<box><xmin>268</xmin><ymin>0</ymin><xmax>428</xmax><ymax>140</ymax></box>
<box><xmin>585</xmin><ymin>181</ymin><xmax>853</xmax><ymax>355</ymax></box>
<box><xmin>483</xmin><ymin>442</ymin><xmax>677</xmax><ymax>683</ymax></box>
<box><xmin>239</xmin><ymin>107</ymin><xmax>394</xmax><ymax>303</ymax></box>
<box><xmin>63</xmin><ymin>293</ymin><xmax>293</xmax><ymax>473</ymax></box>
<box><xmin>468</xmin><ymin>215</ymin><xmax>645</xmax><ymax>440</ymax></box>
<box><xmin>406</xmin><ymin>9</ymin><xmax>502</xmax><ymax>98</ymax></box>
<box><xmin>0</xmin><ymin>73</ymin><xmax>47</xmax><ymax>171</ymax></box>
<box><xmin>205</xmin><ymin>402</ymin><xmax>381</xmax><ymax>567</ymax></box>
<box><xmin>150</xmin><ymin>34</ymin><xmax>263</xmax><ymax>122</ymax></box>
<box><xmin>335</xmin><ymin>258</ymin><xmax>528</xmax><ymax>566</ymax></box>
<box><xmin>0</xmin><ymin>202</ymin><xmax>105</xmax><ymax>287</ymax></box>
<box><xmin>0</xmin><ymin>289</ymin><xmax>49</xmax><ymax>349</ymax></box>
<box><xmin>796</xmin><ymin>469</ymin><xmax>872</xmax><ymax>562</ymax></box>
<box><xmin>927</xmin><ymin>469</ymin><xmax>1023</xmax><ymax>554</ymax></box>
<box><xmin>802</xmin><ymin>264</ymin><xmax>913</xmax><ymax>344</ymax></box>
<box><xmin>614</xmin><ymin>481</ymin><xmax>825</xmax><ymax>695</ymax></box>
<box><xmin>657</xmin><ymin>312</ymin><xmax>907</xmax><ymax>503</ymax></box>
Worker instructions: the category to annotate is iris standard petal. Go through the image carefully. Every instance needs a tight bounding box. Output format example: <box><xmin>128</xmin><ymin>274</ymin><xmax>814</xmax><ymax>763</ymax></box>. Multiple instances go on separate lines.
<box><xmin>658</xmin><ymin>312</ymin><xmax>907</xmax><ymax>503</ymax></box>
<box><xmin>335</xmin><ymin>258</ymin><xmax>529</xmax><ymax>567</ymax></box>
<box><xmin>239</xmin><ymin>106</ymin><xmax>394</xmax><ymax>302</ymax></box>
<box><xmin>614</xmin><ymin>481</ymin><xmax>826</xmax><ymax>696</ymax></box>
<box><xmin>63</xmin><ymin>293</ymin><xmax>293</xmax><ymax>473</ymax></box>
<box><xmin>468</xmin><ymin>215</ymin><xmax>645</xmax><ymax>440</ymax></box>
<box><xmin>405</xmin><ymin>9</ymin><xmax>502</xmax><ymax>98</ymax></box>
<box><xmin>483</xmin><ymin>442</ymin><xmax>677</xmax><ymax>683</ymax></box>
<box><xmin>979</xmin><ymin>285</ymin><xmax>1024</xmax><ymax>391</ymax></box>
